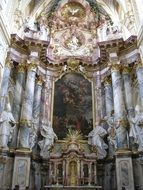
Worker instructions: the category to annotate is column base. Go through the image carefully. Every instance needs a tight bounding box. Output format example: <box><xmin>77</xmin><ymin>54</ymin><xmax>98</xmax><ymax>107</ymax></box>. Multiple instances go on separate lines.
<box><xmin>115</xmin><ymin>149</ymin><xmax>135</xmax><ymax>190</ymax></box>
<box><xmin>12</xmin><ymin>149</ymin><xmax>31</xmax><ymax>190</ymax></box>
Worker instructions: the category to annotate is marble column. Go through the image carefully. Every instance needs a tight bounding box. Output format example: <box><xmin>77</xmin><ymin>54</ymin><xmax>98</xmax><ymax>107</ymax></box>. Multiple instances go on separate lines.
<box><xmin>41</xmin><ymin>74</ymin><xmax>54</xmax><ymax>124</ymax></box>
<box><xmin>10</xmin><ymin>64</ymin><xmax>26</xmax><ymax>147</ymax></box>
<box><xmin>94</xmin><ymin>71</ymin><xmax>102</xmax><ymax>125</ymax></box>
<box><xmin>0</xmin><ymin>57</ymin><xmax>13</xmax><ymax>113</ymax></box>
<box><xmin>122</xmin><ymin>66</ymin><xmax>135</xmax><ymax>118</ymax></box>
<box><xmin>33</xmin><ymin>75</ymin><xmax>43</xmax><ymax>126</ymax></box>
<box><xmin>110</xmin><ymin>64</ymin><xmax>126</xmax><ymax>119</ymax></box>
<box><xmin>18</xmin><ymin>62</ymin><xmax>37</xmax><ymax>148</ymax></box>
<box><xmin>110</xmin><ymin>63</ymin><xmax>128</xmax><ymax>149</ymax></box>
<box><xmin>135</xmin><ymin>58</ymin><xmax>143</xmax><ymax>108</ymax></box>
<box><xmin>104</xmin><ymin>77</ymin><xmax>114</xmax><ymax>116</ymax></box>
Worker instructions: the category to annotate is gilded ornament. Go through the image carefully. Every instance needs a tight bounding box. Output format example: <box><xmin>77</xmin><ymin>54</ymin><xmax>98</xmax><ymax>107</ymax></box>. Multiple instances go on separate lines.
<box><xmin>61</xmin><ymin>2</ymin><xmax>86</xmax><ymax>20</ymax></box>
<box><xmin>36</xmin><ymin>75</ymin><xmax>44</xmax><ymax>86</ymax></box>
<box><xmin>135</xmin><ymin>57</ymin><xmax>143</xmax><ymax>69</ymax></box>
<box><xmin>108</xmin><ymin>62</ymin><xmax>121</xmax><ymax>72</ymax></box>
<box><xmin>103</xmin><ymin>76</ymin><xmax>112</xmax><ymax>86</ymax></box>
<box><xmin>20</xmin><ymin>119</ymin><xmax>32</xmax><ymax>127</ymax></box>
<box><xmin>122</xmin><ymin>66</ymin><xmax>132</xmax><ymax>74</ymax></box>
<box><xmin>5</xmin><ymin>57</ymin><xmax>13</xmax><ymax>68</ymax></box>
<box><xmin>17</xmin><ymin>64</ymin><xmax>25</xmax><ymax>73</ymax></box>
<box><xmin>67</xmin><ymin>58</ymin><xmax>80</xmax><ymax>71</ymax></box>
<box><xmin>27</xmin><ymin>61</ymin><xmax>38</xmax><ymax>71</ymax></box>
<box><xmin>62</xmin><ymin>129</ymin><xmax>84</xmax><ymax>151</ymax></box>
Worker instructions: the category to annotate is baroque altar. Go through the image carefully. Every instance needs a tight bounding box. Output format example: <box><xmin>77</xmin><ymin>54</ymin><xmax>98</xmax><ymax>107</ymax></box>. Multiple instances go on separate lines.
<box><xmin>0</xmin><ymin>0</ymin><xmax>143</xmax><ymax>190</ymax></box>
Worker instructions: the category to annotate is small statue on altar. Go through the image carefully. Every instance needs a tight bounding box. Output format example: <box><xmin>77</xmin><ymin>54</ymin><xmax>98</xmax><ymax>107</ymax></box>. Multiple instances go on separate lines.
<box><xmin>129</xmin><ymin>105</ymin><xmax>143</xmax><ymax>151</ymax></box>
<box><xmin>0</xmin><ymin>96</ymin><xmax>15</xmax><ymax>149</ymax></box>
<box><xmin>104</xmin><ymin>110</ymin><xmax>117</xmax><ymax>156</ymax></box>
<box><xmin>88</xmin><ymin>125</ymin><xmax>108</xmax><ymax>159</ymax></box>
<box><xmin>38</xmin><ymin>121</ymin><xmax>58</xmax><ymax>158</ymax></box>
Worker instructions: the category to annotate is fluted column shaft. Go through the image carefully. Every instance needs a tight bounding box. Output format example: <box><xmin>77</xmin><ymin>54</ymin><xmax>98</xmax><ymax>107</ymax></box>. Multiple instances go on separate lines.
<box><xmin>0</xmin><ymin>57</ymin><xmax>13</xmax><ymax>113</ymax></box>
<box><xmin>104</xmin><ymin>77</ymin><xmax>114</xmax><ymax>116</ymax></box>
<box><xmin>18</xmin><ymin>63</ymin><xmax>37</xmax><ymax>148</ymax></box>
<box><xmin>122</xmin><ymin>66</ymin><xmax>134</xmax><ymax>117</ymax></box>
<box><xmin>111</xmin><ymin>64</ymin><xmax>126</xmax><ymax>119</ymax></box>
<box><xmin>11</xmin><ymin>64</ymin><xmax>26</xmax><ymax>147</ymax></box>
<box><xmin>136</xmin><ymin>59</ymin><xmax>143</xmax><ymax>107</ymax></box>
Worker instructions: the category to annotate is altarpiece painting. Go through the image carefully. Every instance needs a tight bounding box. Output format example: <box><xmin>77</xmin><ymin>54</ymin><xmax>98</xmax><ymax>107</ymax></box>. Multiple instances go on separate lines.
<box><xmin>53</xmin><ymin>73</ymin><xmax>93</xmax><ymax>139</ymax></box>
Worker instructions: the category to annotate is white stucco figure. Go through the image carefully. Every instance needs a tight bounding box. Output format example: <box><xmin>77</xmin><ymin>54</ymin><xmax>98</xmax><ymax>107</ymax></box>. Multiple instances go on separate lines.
<box><xmin>39</xmin><ymin>24</ymin><xmax>49</xmax><ymax>41</ymax></box>
<box><xmin>104</xmin><ymin>111</ymin><xmax>117</xmax><ymax>156</ymax></box>
<box><xmin>129</xmin><ymin>105</ymin><xmax>143</xmax><ymax>151</ymax></box>
<box><xmin>67</xmin><ymin>35</ymin><xmax>80</xmax><ymax>51</ymax></box>
<box><xmin>0</xmin><ymin>96</ymin><xmax>15</xmax><ymax>149</ymax></box>
<box><xmin>38</xmin><ymin>122</ymin><xmax>58</xmax><ymax>158</ymax></box>
<box><xmin>88</xmin><ymin>125</ymin><xmax>108</xmax><ymax>159</ymax></box>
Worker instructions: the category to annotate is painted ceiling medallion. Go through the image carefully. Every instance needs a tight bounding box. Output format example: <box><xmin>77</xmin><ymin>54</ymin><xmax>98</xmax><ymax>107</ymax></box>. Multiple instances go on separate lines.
<box><xmin>61</xmin><ymin>2</ymin><xmax>86</xmax><ymax>20</ymax></box>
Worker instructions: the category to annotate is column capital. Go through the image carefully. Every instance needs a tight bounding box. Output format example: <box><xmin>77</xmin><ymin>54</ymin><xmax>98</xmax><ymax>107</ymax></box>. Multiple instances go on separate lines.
<box><xmin>108</xmin><ymin>61</ymin><xmax>121</xmax><ymax>72</ymax></box>
<box><xmin>122</xmin><ymin>65</ymin><xmax>132</xmax><ymax>74</ymax></box>
<box><xmin>103</xmin><ymin>76</ymin><xmax>112</xmax><ymax>86</ymax></box>
<box><xmin>36</xmin><ymin>75</ymin><xmax>44</xmax><ymax>86</ymax></box>
<box><xmin>134</xmin><ymin>57</ymin><xmax>143</xmax><ymax>70</ymax></box>
<box><xmin>26</xmin><ymin>60</ymin><xmax>38</xmax><ymax>71</ymax></box>
<box><xmin>17</xmin><ymin>64</ymin><xmax>26</xmax><ymax>73</ymax></box>
<box><xmin>5</xmin><ymin>57</ymin><xmax>13</xmax><ymax>68</ymax></box>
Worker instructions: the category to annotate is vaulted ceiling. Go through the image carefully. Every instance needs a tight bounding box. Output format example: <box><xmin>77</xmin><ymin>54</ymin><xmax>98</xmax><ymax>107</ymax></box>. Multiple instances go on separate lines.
<box><xmin>19</xmin><ymin>0</ymin><xmax>123</xmax><ymax>23</ymax></box>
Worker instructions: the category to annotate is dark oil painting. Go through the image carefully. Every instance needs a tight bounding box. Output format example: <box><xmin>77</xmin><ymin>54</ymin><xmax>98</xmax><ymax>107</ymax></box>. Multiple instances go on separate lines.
<box><xmin>53</xmin><ymin>73</ymin><xmax>93</xmax><ymax>139</ymax></box>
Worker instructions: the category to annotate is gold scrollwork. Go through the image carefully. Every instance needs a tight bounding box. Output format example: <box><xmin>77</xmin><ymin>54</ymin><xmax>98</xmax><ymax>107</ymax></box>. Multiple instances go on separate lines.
<box><xmin>67</xmin><ymin>58</ymin><xmax>80</xmax><ymax>71</ymax></box>
<box><xmin>5</xmin><ymin>57</ymin><xmax>13</xmax><ymax>68</ymax></box>
<box><xmin>122</xmin><ymin>65</ymin><xmax>132</xmax><ymax>74</ymax></box>
<box><xmin>103</xmin><ymin>76</ymin><xmax>112</xmax><ymax>86</ymax></box>
<box><xmin>36</xmin><ymin>75</ymin><xmax>44</xmax><ymax>86</ymax></box>
<box><xmin>17</xmin><ymin>64</ymin><xmax>26</xmax><ymax>73</ymax></box>
<box><xmin>134</xmin><ymin>57</ymin><xmax>143</xmax><ymax>69</ymax></box>
<box><xmin>20</xmin><ymin>119</ymin><xmax>32</xmax><ymax>127</ymax></box>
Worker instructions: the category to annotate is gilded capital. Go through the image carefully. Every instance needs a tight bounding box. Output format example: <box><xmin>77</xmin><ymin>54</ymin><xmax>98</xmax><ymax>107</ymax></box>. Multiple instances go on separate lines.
<box><xmin>134</xmin><ymin>57</ymin><xmax>143</xmax><ymax>70</ymax></box>
<box><xmin>108</xmin><ymin>61</ymin><xmax>121</xmax><ymax>72</ymax></box>
<box><xmin>122</xmin><ymin>65</ymin><xmax>132</xmax><ymax>74</ymax></box>
<box><xmin>17</xmin><ymin>64</ymin><xmax>26</xmax><ymax>73</ymax></box>
<box><xmin>5</xmin><ymin>57</ymin><xmax>13</xmax><ymax>68</ymax></box>
<box><xmin>67</xmin><ymin>58</ymin><xmax>80</xmax><ymax>71</ymax></box>
<box><xmin>27</xmin><ymin>60</ymin><xmax>38</xmax><ymax>71</ymax></box>
<box><xmin>110</xmin><ymin>64</ymin><xmax>121</xmax><ymax>72</ymax></box>
<box><xmin>36</xmin><ymin>75</ymin><xmax>44</xmax><ymax>86</ymax></box>
<box><xmin>103</xmin><ymin>76</ymin><xmax>112</xmax><ymax>86</ymax></box>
